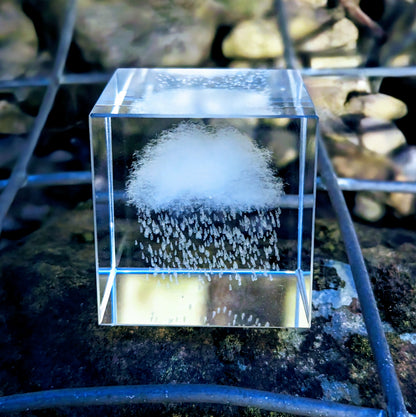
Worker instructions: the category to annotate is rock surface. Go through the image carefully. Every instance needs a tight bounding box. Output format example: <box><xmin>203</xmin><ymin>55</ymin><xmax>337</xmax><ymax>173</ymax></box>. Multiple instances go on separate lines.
<box><xmin>0</xmin><ymin>1</ymin><xmax>38</xmax><ymax>80</ymax></box>
<box><xmin>354</xmin><ymin>193</ymin><xmax>386</xmax><ymax>222</ymax></box>
<box><xmin>360</xmin><ymin>117</ymin><xmax>407</xmax><ymax>155</ymax></box>
<box><xmin>75</xmin><ymin>0</ymin><xmax>216</xmax><ymax>68</ymax></box>
<box><xmin>0</xmin><ymin>206</ymin><xmax>415</xmax><ymax>416</ymax></box>
<box><xmin>221</xmin><ymin>4</ymin><xmax>353</xmax><ymax>61</ymax></box>
<box><xmin>331</xmin><ymin>151</ymin><xmax>394</xmax><ymax>181</ymax></box>
<box><xmin>386</xmin><ymin>176</ymin><xmax>416</xmax><ymax>217</ymax></box>
<box><xmin>306</xmin><ymin>76</ymin><xmax>413</xmax><ymax>221</ymax></box>
<box><xmin>299</xmin><ymin>18</ymin><xmax>358</xmax><ymax>52</ymax></box>
<box><xmin>222</xmin><ymin>19</ymin><xmax>283</xmax><ymax>59</ymax></box>
<box><xmin>345</xmin><ymin>93</ymin><xmax>408</xmax><ymax>121</ymax></box>
<box><xmin>305</xmin><ymin>77</ymin><xmax>371</xmax><ymax>116</ymax></box>
<box><xmin>0</xmin><ymin>101</ymin><xmax>34</xmax><ymax>134</ymax></box>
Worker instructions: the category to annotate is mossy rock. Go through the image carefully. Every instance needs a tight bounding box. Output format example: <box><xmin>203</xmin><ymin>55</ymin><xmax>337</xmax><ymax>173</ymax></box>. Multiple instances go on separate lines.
<box><xmin>0</xmin><ymin>207</ymin><xmax>415</xmax><ymax>415</ymax></box>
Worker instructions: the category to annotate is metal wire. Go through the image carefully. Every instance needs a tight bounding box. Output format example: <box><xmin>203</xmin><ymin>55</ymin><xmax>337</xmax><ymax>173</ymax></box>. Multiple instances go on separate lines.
<box><xmin>0</xmin><ymin>0</ymin><xmax>78</xmax><ymax>235</ymax></box>
<box><xmin>3</xmin><ymin>67</ymin><xmax>416</xmax><ymax>92</ymax></box>
<box><xmin>301</xmin><ymin>66</ymin><xmax>416</xmax><ymax>77</ymax></box>
<box><xmin>0</xmin><ymin>172</ymin><xmax>92</xmax><ymax>189</ymax></box>
<box><xmin>317</xmin><ymin>177</ymin><xmax>416</xmax><ymax>194</ymax></box>
<box><xmin>0</xmin><ymin>72</ymin><xmax>110</xmax><ymax>89</ymax></box>
<box><xmin>1</xmin><ymin>172</ymin><xmax>415</xmax><ymax>195</ymax></box>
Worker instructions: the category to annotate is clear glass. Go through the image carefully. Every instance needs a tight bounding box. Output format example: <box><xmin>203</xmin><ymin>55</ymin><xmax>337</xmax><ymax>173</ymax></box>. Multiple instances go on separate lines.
<box><xmin>90</xmin><ymin>68</ymin><xmax>318</xmax><ymax>327</ymax></box>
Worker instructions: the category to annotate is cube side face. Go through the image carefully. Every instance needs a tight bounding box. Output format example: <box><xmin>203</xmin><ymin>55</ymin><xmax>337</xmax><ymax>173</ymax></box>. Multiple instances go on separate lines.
<box><xmin>90</xmin><ymin>69</ymin><xmax>317</xmax><ymax>328</ymax></box>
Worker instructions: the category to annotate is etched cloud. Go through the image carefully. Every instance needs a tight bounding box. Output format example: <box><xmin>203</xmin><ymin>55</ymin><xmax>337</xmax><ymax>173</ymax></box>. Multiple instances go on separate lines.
<box><xmin>126</xmin><ymin>122</ymin><xmax>283</xmax><ymax>212</ymax></box>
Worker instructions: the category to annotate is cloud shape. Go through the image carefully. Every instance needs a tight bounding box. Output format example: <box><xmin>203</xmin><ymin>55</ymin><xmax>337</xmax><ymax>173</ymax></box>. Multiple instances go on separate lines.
<box><xmin>126</xmin><ymin>122</ymin><xmax>283</xmax><ymax>212</ymax></box>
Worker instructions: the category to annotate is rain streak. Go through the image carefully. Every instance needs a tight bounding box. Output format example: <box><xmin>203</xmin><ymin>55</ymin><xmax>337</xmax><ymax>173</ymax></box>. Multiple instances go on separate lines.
<box><xmin>126</xmin><ymin>121</ymin><xmax>284</xmax><ymax>274</ymax></box>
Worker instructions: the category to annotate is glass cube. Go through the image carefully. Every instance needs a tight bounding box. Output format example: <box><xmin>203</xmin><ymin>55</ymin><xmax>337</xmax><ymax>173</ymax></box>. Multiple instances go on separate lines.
<box><xmin>89</xmin><ymin>68</ymin><xmax>318</xmax><ymax>327</ymax></box>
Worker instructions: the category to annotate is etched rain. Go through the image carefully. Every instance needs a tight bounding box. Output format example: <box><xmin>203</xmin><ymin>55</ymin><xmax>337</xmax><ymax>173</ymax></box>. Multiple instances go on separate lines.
<box><xmin>126</xmin><ymin>122</ymin><xmax>284</xmax><ymax>274</ymax></box>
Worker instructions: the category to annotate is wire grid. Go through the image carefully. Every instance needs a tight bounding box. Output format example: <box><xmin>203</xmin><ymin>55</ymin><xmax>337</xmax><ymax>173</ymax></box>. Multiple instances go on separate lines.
<box><xmin>0</xmin><ymin>0</ymin><xmax>415</xmax><ymax>416</ymax></box>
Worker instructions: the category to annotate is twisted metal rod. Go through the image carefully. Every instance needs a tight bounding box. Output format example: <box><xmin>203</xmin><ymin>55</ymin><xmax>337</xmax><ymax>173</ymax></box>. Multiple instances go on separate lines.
<box><xmin>0</xmin><ymin>0</ymin><xmax>78</xmax><ymax>235</ymax></box>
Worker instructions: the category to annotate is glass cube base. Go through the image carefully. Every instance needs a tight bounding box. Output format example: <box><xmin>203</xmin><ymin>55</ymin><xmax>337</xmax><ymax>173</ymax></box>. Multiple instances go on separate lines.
<box><xmin>99</xmin><ymin>270</ymin><xmax>311</xmax><ymax>327</ymax></box>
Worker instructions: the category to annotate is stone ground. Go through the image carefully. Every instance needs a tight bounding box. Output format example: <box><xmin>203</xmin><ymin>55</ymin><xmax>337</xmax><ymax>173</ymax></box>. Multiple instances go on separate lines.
<box><xmin>0</xmin><ymin>201</ymin><xmax>415</xmax><ymax>417</ymax></box>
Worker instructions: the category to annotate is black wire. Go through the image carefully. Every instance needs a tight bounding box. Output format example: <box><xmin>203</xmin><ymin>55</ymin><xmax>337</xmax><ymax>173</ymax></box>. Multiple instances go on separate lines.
<box><xmin>0</xmin><ymin>384</ymin><xmax>389</xmax><ymax>416</ymax></box>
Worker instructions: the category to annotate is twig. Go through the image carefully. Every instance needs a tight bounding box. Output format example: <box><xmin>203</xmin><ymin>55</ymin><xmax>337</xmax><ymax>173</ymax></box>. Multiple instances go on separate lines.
<box><xmin>0</xmin><ymin>0</ymin><xmax>78</xmax><ymax>235</ymax></box>
<box><xmin>364</xmin><ymin>0</ymin><xmax>408</xmax><ymax>67</ymax></box>
<box><xmin>340</xmin><ymin>0</ymin><xmax>385</xmax><ymax>39</ymax></box>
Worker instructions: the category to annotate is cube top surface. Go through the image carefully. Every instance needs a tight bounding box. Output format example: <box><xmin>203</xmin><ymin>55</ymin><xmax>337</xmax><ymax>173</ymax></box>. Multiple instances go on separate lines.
<box><xmin>90</xmin><ymin>68</ymin><xmax>317</xmax><ymax>118</ymax></box>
